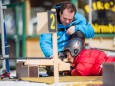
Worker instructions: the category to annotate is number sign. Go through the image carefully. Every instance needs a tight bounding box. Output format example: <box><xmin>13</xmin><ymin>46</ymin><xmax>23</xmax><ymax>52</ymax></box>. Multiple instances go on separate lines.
<box><xmin>48</xmin><ymin>11</ymin><xmax>57</xmax><ymax>32</ymax></box>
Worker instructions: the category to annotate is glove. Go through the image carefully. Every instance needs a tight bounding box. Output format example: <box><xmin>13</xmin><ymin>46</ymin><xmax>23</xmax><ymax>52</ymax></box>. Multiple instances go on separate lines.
<box><xmin>66</xmin><ymin>26</ymin><xmax>75</xmax><ymax>35</ymax></box>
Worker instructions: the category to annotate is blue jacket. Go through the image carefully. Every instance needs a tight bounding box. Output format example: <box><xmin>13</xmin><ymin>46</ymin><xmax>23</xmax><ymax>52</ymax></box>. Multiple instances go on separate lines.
<box><xmin>40</xmin><ymin>12</ymin><xmax>94</xmax><ymax>58</ymax></box>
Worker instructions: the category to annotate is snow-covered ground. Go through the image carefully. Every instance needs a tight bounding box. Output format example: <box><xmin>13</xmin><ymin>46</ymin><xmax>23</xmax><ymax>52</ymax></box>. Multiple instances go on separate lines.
<box><xmin>0</xmin><ymin>70</ymin><xmax>68</xmax><ymax>86</ymax></box>
<box><xmin>0</xmin><ymin>80</ymin><xmax>75</xmax><ymax>86</ymax></box>
<box><xmin>0</xmin><ymin>70</ymin><xmax>51</xmax><ymax>86</ymax></box>
<box><xmin>0</xmin><ymin>81</ymin><xmax>50</xmax><ymax>86</ymax></box>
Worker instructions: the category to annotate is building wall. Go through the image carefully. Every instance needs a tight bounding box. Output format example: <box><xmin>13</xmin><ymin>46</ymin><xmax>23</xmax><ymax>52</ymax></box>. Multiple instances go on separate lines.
<box><xmin>26</xmin><ymin>38</ymin><xmax>44</xmax><ymax>57</ymax></box>
<box><xmin>86</xmin><ymin>38</ymin><xmax>115</xmax><ymax>51</ymax></box>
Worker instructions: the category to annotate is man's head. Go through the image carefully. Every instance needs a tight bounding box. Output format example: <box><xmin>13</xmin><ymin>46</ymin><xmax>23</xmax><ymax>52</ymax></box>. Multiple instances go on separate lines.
<box><xmin>53</xmin><ymin>1</ymin><xmax>76</xmax><ymax>25</ymax></box>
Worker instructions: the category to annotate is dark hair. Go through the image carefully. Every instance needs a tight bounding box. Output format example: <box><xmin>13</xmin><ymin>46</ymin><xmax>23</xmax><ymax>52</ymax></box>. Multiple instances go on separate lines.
<box><xmin>53</xmin><ymin>1</ymin><xmax>76</xmax><ymax>23</ymax></box>
<box><xmin>53</xmin><ymin>1</ymin><xmax>76</xmax><ymax>14</ymax></box>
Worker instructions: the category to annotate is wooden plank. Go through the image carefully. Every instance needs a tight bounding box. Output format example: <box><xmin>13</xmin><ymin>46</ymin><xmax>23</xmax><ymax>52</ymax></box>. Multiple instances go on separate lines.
<box><xmin>50</xmin><ymin>9</ymin><xmax>59</xmax><ymax>83</ymax></box>
<box><xmin>29</xmin><ymin>66</ymin><xmax>39</xmax><ymax>77</ymax></box>
<box><xmin>16</xmin><ymin>59</ymin><xmax>70</xmax><ymax>78</ymax></box>
<box><xmin>16</xmin><ymin>61</ymin><xmax>29</xmax><ymax>77</ymax></box>
<box><xmin>24</xmin><ymin>59</ymin><xmax>54</xmax><ymax>66</ymax></box>
<box><xmin>37</xmin><ymin>12</ymin><xmax>49</xmax><ymax>34</ymax></box>
<box><xmin>21</xmin><ymin>76</ymin><xmax>103</xmax><ymax>85</ymax></box>
<box><xmin>24</xmin><ymin>59</ymin><xmax>70</xmax><ymax>71</ymax></box>
<box><xmin>58</xmin><ymin>61</ymin><xmax>70</xmax><ymax>71</ymax></box>
<box><xmin>52</xmin><ymin>32</ymin><xmax>59</xmax><ymax>83</ymax></box>
<box><xmin>16</xmin><ymin>61</ymin><xmax>39</xmax><ymax>78</ymax></box>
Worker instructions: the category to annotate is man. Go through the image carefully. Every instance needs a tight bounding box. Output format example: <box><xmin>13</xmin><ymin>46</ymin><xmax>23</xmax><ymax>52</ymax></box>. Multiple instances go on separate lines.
<box><xmin>40</xmin><ymin>1</ymin><xmax>94</xmax><ymax>58</ymax></box>
<box><xmin>64</xmin><ymin>37</ymin><xmax>115</xmax><ymax>76</ymax></box>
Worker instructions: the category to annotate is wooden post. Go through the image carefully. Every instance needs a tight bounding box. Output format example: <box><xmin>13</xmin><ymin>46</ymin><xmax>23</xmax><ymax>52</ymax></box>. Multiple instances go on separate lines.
<box><xmin>52</xmin><ymin>33</ymin><xmax>59</xmax><ymax>83</ymax></box>
<box><xmin>50</xmin><ymin>9</ymin><xmax>59</xmax><ymax>83</ymax></box>
<box><xmin>37</xmin><ymin>10</ymin><xmax>59</xmax><ymax>83</ymax></box>
<box><xmin>25</xmin><ymin>0</ymin><xmax>31</xmax><ymax>35</ymax></box>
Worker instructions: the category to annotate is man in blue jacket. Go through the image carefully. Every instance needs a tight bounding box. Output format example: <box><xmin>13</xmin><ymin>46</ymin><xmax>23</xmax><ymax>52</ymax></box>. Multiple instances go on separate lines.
<box><xmin>40</xmin><ymin>1</ymin><xmax>94</xmax><ymax>58</ymax></box>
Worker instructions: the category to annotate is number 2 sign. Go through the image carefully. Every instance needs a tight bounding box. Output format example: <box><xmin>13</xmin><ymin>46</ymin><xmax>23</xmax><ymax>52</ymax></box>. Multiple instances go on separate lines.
<box><xmin>48</xmin><ymin>11</ymin><xmax>57</xmax><ymax>32</ymax></box>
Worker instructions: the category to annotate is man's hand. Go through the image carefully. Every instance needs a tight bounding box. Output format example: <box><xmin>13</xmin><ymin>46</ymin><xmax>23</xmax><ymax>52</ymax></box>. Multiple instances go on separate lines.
<box><xmin>66</xmin><ymin>26</ymin><xmax>75</xmax><ymax>35</ymax></box>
